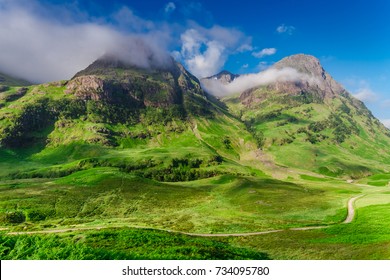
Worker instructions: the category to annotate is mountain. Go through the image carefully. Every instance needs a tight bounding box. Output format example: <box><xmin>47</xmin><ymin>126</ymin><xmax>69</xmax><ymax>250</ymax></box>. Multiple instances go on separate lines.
<box><xmin>0</xmin><ymin>55</ymin><xmax>219</xmax><ymax>147</ymax></box>
<box><xmin>69</xmin><ymin>54</ymin><xmax>206</xmax><ymax>109</ymax></box>
<box><xmin>268</xmin><ymin>54</ymin><xmax>344</xmax><ymax>99</ymax></box>
<box><xmin>223</xmin><ymin>54</ymin><xmax>390</xmax><ymax>178</ymax></box>
<box><xmin>1</xmin><ymin>53</ymin><xmax>389</xmax><ymax>178</ymax></box>
<box><xmin>202</xmin><ymin>70</ymin><xmax>240</xmax><ymax>85</ymax></box>
<box><xmin>0</xmin><ymin>71</ymin><xmax>31</xmax><ymax>87</ymax></box>
<box><xmin>0</xmin><ymin>54</ymin><xmax>256</xmax><ymax>180</ymax></box>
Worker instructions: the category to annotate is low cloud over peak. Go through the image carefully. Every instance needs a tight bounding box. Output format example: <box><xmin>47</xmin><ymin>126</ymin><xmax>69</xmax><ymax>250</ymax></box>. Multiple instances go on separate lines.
<box><xmin>201</xmin><ymin>67</ymin><xmax>317</xmax><ymax>97</ymax></box>
<box><xmin>0</xmin><ymin>1</ymin><xmax>172</xmax><ymax>83</ymax></box>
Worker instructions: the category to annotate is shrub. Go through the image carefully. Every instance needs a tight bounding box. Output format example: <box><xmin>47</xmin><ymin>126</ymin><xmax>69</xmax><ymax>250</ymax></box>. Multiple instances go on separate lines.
<box><xmin>222</xmin><ymin>136</ymin><xmax>232</xmax><ymax>149</ymax></box>
<box><xmin>4</xmin><ymin>211</ymin><xmax>26</xmax><ymax>224</ymax></box>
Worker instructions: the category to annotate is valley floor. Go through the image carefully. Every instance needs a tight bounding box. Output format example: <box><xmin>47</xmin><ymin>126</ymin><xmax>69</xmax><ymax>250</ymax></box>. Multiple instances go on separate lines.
<box><xmin>1</xmin><ymin>171</ymin><xmax>390</xmax><ymax>260</ymax></box>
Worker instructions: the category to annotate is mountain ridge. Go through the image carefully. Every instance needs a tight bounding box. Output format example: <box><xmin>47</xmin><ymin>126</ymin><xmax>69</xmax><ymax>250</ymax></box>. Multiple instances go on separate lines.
<box><xmin>0</xmin><ymin>53</ymin><xmax>389</xmax><ymax>179</ymax></box>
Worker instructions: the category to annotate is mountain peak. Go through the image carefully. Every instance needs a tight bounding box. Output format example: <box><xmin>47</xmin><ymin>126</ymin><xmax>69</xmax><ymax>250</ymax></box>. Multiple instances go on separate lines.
<box><xmin>65</xmin><ymin>54</ymin><xmax>207</xmax><ymax>110</ymax></box>
<box><xmin>273</xmin><ymin>54</ymin><xmax>323</xmax><ymax>76</ymax></box>
<box><xmin>271</xmin><ymin>54</ymin><xmax>344</xmax><ymax>99</ymax></box>
<box><xmin>73</xmin><ymin>53</ymin><xmax>176</xmax><ymax>79</ymax></box>
<box><xmin>202</xmin><ymin>70</ymin><xmax>240</xmax><ymax>86</ymax></box>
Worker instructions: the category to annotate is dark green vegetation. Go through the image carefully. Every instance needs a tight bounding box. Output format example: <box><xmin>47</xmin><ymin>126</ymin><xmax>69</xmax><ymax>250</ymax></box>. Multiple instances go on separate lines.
<box><xmin>0</xmin><ymin>228</ymin><xmax>268</xmax><ymax>260</ymax></box>
<box><xmin>0</xmin><ymin>54</ymin><xmax>390</xmax><ymax>259</ymax></box>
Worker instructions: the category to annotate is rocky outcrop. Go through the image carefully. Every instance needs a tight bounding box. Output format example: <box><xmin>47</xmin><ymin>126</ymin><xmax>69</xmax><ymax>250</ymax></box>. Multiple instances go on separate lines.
<box><xmin>202</xmin><ymin>70</ymin><xmax>240</xmax><ymax>85</ymax></box>
<box><xmin>66</xmin><ymin>56</ymin><xmax>206</xmax><ymax>109</ymax></box>
<box><xmin>65</xmin><ymin>75</ymin><xmax>107</xmax><ymax>101</ymax></box>
<box><xmin>271</xmin><ymin>54</ymin><xmax>344</xmax><ymax>99</ymax></box>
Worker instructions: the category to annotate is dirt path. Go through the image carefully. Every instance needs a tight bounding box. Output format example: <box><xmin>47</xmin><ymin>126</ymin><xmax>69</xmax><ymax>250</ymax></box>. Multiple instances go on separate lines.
<box><xmin>343</xmin><ymin>195</ymin><xmax>364</xmax><ymax>224</ymax></box>
<box><xmin>7</xmin><ymin>227</ymin><xmax>105</xmax><ymax>235</ymax></box>
<box><xmin>182</xmin><ymin>229</ymin><xmax>284</xmax><ymax>237</ymax></box>
<box><xmin>6</xmin><ymin>196</ymin><xmax>363</xmax><ymax>237</ymax></box>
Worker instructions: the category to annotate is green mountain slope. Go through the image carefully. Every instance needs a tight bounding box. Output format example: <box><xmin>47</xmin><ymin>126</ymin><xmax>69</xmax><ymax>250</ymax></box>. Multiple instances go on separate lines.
<box><xmin>0</xmin><ymin>72</ymin><xmax>32</xmax><ymax>110</ymax></box>
<box><xmin>222</xmin><ymin>54</ymin><xmax>390</xmax><ymax>178</ymax></box>
<box><xmin>0</xmin><ymin>55</ymin><xmax>261</xmax><ymax>182</ymax></box>
<box><xmin>0</xmin><ymin>71</ymin><xmax>31</xmax><ymax>87</ymax></box>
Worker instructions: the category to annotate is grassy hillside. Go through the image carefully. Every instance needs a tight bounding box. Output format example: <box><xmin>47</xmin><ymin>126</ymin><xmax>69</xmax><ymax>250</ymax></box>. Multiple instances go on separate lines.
<box><xmin>223</xmin><ymin>89</ymin><xmax>390</xmax><ymax>179</ymax></box>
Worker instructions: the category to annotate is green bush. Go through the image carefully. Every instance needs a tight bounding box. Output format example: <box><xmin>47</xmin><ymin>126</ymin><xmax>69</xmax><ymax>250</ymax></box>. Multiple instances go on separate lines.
<box><xmin>27</xmin><ymin>210</ymin><xmax>52</xmax><ymax>222</ymax></box>
<box><xmin>3</xmin><ymin>211</ymin><xmax>26</xmax><ymax>224</ymax></box>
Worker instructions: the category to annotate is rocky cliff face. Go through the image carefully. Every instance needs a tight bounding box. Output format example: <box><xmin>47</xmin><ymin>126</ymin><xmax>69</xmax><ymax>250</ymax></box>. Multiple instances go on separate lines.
<box><xmin>65</xmin><ymin>55</ymin><xmax>205</xmax><ymax>108</ymax></box>
<box><xmin>270</xmin><ymin>54</ymin><xmax>344</xmax><ymax>99</ymax></box>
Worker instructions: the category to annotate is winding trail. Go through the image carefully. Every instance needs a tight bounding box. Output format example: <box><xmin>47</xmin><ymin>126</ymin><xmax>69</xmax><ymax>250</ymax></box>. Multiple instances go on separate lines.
<box><xmin>5</xmin><ymin>195</ymin><xmax>363</xmax><ymax>237</ymax></box>
<box><xmin>343</xmin><ymin>195</ymin><xmax>364</xmax><ymax>224</ymax></box>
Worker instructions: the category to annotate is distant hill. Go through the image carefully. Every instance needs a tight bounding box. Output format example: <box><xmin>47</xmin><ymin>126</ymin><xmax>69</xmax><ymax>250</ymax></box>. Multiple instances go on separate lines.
<box><xmin>0</xmin><ymin>71</ymin><xmax>31</xmax><ymax>87</ymax></box>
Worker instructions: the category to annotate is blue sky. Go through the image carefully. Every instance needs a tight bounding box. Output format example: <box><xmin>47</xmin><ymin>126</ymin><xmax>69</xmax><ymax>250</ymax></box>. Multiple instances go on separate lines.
<box><xmin>0</xmin><ymin>0</ymin><xmax>389</xmax><ymax>126</ymax></box>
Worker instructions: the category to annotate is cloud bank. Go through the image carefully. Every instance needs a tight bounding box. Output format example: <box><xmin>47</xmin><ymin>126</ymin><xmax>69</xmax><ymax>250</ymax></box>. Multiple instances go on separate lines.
<box><xmin>201</xmin><ymin>67</ymin><xmax>314</xmax><ymax>96</ymax></box>
<box><xmin>0</xmin><ymin>1</ymin><xmax>172</xmax><ymax>83</ymax></box>
<box><xmin>0</xmin><ymin>0</ymin><xmax>253</xmax><ymax>83</ymax></box>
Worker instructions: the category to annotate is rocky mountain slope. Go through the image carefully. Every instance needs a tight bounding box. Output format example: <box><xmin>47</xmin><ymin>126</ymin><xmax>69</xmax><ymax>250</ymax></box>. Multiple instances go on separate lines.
<box><xmin>0</xmin><ymin>54</ymin><xmax>257</xmax><ymax>183</ymax></box>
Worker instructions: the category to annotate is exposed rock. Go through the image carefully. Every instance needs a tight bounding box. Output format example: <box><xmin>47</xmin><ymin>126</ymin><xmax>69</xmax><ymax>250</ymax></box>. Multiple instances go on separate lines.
<box><xmin>67</xmin><ymin>56</ymin><xmax>206</xmax><ymax>109</ymax></box>
<box><xmin>271</xmin><ymin>54</ymin><xmax>344</xmax><ymax>99</ymax></box>
<box><xmin>202</xmin><ymin>70</ymin><xmax>240</xmax><ymax>85</ymax></box>
<box><xmin>65</xmin><ymin>75</ymin><xmax>108</xmax><ymax>101</ymax></box>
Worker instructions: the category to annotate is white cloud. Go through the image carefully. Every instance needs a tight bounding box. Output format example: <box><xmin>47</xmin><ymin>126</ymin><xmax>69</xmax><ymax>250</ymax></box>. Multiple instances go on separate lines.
<box><xmin>202</xmin><ymin>67</ymin><xmax>317</xmax><ymax>96</ymax></box>
<box><xmin>237</xmin><ymin>43</ymin><xmax>253</xmax><ymax>52</ymax></box>
<box><xmin>0</xmin><ymin>1</ymin><xmax>172</xmax><ymax>83</ymax></box>
<box><xmin>381</xmin><ymin>119</ymin><xmax>390</xmax><ymax>129</ymax></box>
<box><xmin>252</xmin><ymin>48</ymin><xmax>277</xmax><ymax>58</ymax></box>
<box><xmin>164</xmin><ymin>2</ymin><xmax>176</xmax><ymax>14</ymax></box>
<box><xmin>276</xmin><ymin>24</ymin><xmax>295</xmax><ymax>35</ymax></box>
<box><xmin>176</xmin><ymin>25</ymin><xmax>251</xmax><ymax>78</ymax></box>
<box><xmin>242</xmin><ymin>64</ymin><xmax>249</xmax><ymax>69</ymax></box>
<box><xmin>353</xmin><ymin>86</ymin><xmax>378</xmax><ymax>102</ymax></box>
